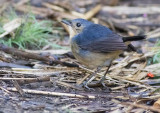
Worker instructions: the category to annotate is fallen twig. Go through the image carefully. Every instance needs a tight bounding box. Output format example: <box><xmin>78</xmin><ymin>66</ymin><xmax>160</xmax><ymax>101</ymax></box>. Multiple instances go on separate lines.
<box><xmin>11</xmin><ymin>67</ymin><xmax>77</xmax><ymax>77</ymax></box>
<box><xmin>7</xmin><ymin>87</ymin><xmax>95</xmax><ymax>99</ymax></box>
<box><xmin>25</xmin><ymin>49</ymin><xmax>70</xmax><ymax>55</ymax></box>
<box><xmin>0</xmin><ymin>86</ymin><xmax>12</xmax><ymax>94</ymax></box>
<box><xmin>0</xmin><ymin>43</ymin><xmax>79</xmax><ymax>67</ymax></box>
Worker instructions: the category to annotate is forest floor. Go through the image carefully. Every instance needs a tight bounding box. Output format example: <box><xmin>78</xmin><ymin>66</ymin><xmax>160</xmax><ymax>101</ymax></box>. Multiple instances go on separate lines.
<box><xmin>0</xmin><ymin>0</ymin><xmax>160</xmax><ymax>113</ymax></box>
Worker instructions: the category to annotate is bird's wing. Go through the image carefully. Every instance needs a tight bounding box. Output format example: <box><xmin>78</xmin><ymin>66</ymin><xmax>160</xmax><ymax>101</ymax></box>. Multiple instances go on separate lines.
<box><xmin>74</xmin><ymin>24</ymin><xmax>127</xmax><ymax>53</ymax></box>
<box><xmin>79</xmin><ymin>34</ymin><xmax>127</xmax><ymax>53</ymax></box>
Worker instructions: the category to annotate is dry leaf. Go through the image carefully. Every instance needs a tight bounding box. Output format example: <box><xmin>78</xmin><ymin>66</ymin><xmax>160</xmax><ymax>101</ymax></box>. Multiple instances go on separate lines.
<box><xmin>0</xmin><ymin>18</ymin><xmax>23</xmax><ymax>38</ymax></box>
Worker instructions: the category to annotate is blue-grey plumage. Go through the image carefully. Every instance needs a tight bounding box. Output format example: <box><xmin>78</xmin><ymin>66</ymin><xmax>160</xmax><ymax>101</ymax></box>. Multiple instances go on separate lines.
<box><xmin>72</xmin><ymin>24</ymin><xmax>127</xmax><ymax>52</ymax></box>
<box><xmin>61</xmin><ymin>18</ymin><xmax>145</xmax><ymax>88</ymax></box>
<box><xmin>71</xmin><ymin>36</ymin><xmax>123</xmax><ymax>69</ymax></box>
<box><xmin>69</xmin><ymin>19</ymin><xmax>126</xmax><ymax>69</ymax></box>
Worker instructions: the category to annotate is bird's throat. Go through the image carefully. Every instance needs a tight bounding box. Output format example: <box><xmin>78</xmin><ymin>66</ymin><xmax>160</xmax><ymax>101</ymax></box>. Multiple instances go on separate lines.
<box><xmin>68</xmin><ymin>26</ymin><xmax>77</xmax><ymax>39</ymax></box>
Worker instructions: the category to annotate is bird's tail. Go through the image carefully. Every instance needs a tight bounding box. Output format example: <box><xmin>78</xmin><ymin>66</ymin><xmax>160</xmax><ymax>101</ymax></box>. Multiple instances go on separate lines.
<box><xmin>122</xmin><ymin>35</ymin><xmax>146</xmax><ymax>42</ymax></box>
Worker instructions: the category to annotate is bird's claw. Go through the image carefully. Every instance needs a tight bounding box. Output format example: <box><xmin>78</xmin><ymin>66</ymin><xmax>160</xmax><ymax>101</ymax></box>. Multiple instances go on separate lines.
<box><xmin>98</xmin><ymin>76</ymin><xmax>106</xmax><ymax>87</ymax></box>
<box><xmin>82</xmin><ymin>82</ymin><xmax>95</xmax><ymax>91</ymax></box>
<box><xmin>97</xmin><ymin>81</ymin><xmax>106</xmax><ymax>87</ymax></box>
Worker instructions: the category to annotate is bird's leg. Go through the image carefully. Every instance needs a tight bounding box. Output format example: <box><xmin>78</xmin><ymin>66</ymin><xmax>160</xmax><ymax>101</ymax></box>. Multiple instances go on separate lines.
<box><xmin>98</xmin><ymin>63</ymin><xmax>112</xmax><ymax>86</ymax></box>
<box><xmin>82</xmin><ymin>66</ymin><xmax>102</xmax><ymax>89</ymax></box>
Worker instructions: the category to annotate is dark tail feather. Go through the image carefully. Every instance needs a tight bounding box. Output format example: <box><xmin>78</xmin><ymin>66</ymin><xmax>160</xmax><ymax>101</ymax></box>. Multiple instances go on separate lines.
<box><xmin>122</xmin><ymin>35</ymin><xmax>146</xmax><ymax>42</ymax></box>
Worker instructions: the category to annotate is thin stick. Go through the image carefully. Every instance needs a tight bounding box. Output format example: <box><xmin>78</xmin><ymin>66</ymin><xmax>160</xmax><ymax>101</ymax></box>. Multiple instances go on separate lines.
<box><xmin>0</xmin><ymin>86</ymin><xmax>12</xmax><ymax>94</ymax></box>
<box><xmin>0</xmin><ymin>78</ymin><xmax>39</xmax><ymax>80</ymax></box>
<box><xmin>77</xmin><ymin>73</ymin><xmax>91</xmax><ymax>85</ymax></box>
<box><xmin>7</xmin><ymin>87</ymin><xmax>95</xmax><ymax>99</ymax></box>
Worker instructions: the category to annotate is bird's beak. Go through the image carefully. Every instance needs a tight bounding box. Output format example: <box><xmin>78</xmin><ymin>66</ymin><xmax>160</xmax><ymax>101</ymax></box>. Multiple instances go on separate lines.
<box><xmin>61</xmin><ymin>20</ymin><xmax>72</xmax><ymax>26</ymax></box>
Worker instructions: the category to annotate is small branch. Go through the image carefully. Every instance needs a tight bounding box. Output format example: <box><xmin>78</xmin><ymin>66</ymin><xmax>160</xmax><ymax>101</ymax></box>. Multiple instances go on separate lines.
<box><xmin>0</xmin><ymin>43</ymin><xmax>79</xmax><ymax>67</ymax></box>
<box><xmin>7</xmin><ymin>87</ymin><xmax>95</xmax><ymax>99</ymax></box>
<box><xmin>77</xmin><ymin>73</ymin><xmax>91</xmax><ymax>85</ymax></box>
<box><xmin>0</xmin><ymin>43</ymin><xmax>50</xmax><ymax>62</ymax></box>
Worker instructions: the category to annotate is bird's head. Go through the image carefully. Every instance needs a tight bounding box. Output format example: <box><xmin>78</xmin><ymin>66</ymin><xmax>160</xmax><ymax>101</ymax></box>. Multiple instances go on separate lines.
<box><xmin>61</xmin><ymin>18</ymin><xmax>93</xmax><ymax>38</ymax></box>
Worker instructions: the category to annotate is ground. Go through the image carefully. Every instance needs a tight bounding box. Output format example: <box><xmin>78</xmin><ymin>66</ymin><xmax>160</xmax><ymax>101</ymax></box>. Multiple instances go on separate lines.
<box><xmin>0</xmin><ymin>0</ymin><xmax>160</xmax><ymax>113</ymax></box>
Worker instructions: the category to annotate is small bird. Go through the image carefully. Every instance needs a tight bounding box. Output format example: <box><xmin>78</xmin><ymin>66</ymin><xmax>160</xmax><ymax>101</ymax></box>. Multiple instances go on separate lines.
<box><xmin>61</xmin><ymin>18</ymin><xmax>145</xmax><ymax>88</ymax></box>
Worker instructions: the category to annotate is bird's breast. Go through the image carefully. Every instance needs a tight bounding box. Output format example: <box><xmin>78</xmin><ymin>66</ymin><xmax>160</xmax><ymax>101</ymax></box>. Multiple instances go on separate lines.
<box><xmin>71</xmin><ymin>40</ymin><xmax>121</xmax><ymax>69</ymax></box>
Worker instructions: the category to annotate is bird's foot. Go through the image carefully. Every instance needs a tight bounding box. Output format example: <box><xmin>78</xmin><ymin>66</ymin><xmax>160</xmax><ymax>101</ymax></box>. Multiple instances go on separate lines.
<box><xmin>82</xmin><ymin>82</ymin><xmax>95</xmax><ymax>91</ymax></box>
<box><xmin>97</xmin><ymin>81</ymin><xmax>106</xmax><ymax>87</ymax></box>
<box><xmin>97</xmin><ymin>76</ymin><xmax>106</xmax><ymax>87</ymax></box>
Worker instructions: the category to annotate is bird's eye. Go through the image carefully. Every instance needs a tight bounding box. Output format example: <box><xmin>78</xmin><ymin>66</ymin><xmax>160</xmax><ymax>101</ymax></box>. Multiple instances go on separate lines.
<box><xmin>76</xmin><ymin>23</ymin><xmax>81</xmax><ymax>27</ymax></box>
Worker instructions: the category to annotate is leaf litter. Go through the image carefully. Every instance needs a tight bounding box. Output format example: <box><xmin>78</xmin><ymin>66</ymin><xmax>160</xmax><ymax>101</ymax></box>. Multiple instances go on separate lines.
<box><xmin>0</xmin><ymin>0</ymin><xmax>160</xmax><ymax>113</ymax></box>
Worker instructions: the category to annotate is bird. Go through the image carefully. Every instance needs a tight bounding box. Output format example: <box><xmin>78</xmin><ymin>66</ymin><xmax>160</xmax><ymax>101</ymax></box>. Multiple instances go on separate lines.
<box><xmin>61</xmin><ymin>18</ymin><xmax>145</xmax><ymax>89</ymax></box>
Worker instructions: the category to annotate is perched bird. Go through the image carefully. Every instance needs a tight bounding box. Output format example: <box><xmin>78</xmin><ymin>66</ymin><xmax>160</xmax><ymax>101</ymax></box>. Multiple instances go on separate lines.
<box><xmin>61</xmin><ymin>18</ymin><xmax>145</xmax><ymax>88</ymax></box>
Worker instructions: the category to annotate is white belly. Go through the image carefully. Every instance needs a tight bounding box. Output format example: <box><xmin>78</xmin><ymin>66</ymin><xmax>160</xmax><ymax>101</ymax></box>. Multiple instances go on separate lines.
<box><xmin>71</xmin><ymin>41</ymin><xmax>121</xmax><ymax>69</ymax></box>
